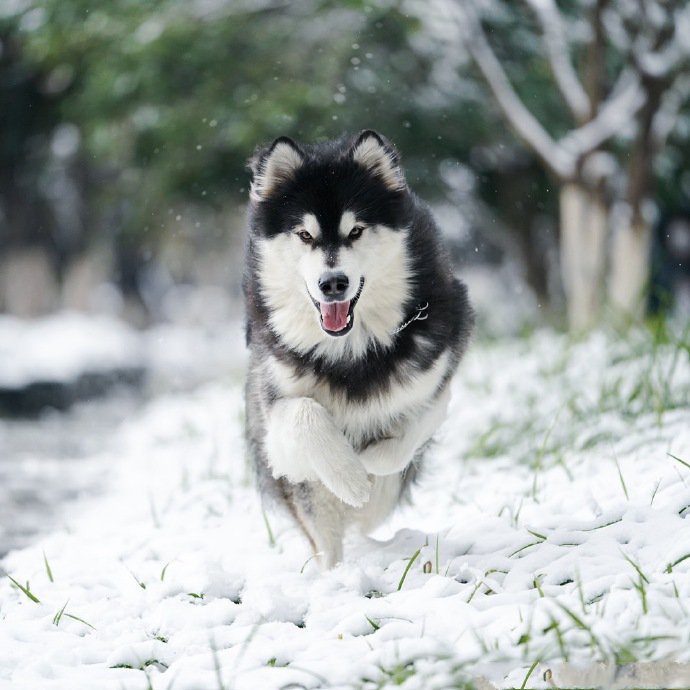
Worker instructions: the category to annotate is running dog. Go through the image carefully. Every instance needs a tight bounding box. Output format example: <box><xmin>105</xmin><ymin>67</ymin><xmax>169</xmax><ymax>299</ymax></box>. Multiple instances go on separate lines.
<box><xmin>244</xmin><ymin>130</ymin><xmax>473</xmax><ymax>567</ymax></box>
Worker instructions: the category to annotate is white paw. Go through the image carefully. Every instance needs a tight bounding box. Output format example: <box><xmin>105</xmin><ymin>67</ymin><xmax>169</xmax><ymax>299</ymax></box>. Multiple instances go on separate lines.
<box><xmin>265</xmin><ymin>396</ymin><xmax>372</xmax><ymax>507</ymax></box>
<box><xmin>359</xmin><ymin>438</ymin><xmax>405</xmax><ymax>476</ymax></box>
<box><xmin>315</xmin><ymin>456</ymin><xmax>371</xmax><ymax>508</ymax></box>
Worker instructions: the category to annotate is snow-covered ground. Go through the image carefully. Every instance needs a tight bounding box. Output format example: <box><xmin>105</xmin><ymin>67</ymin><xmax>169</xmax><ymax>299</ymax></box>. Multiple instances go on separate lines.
<box><xmin>0</xmin><ymin>314</ymin><xmax>138</xmax><ymax>389</ymax></box>
<box><xmin>0</xmin><ymin>311</ymin><xmax>247</xmax><ymax>392</ymax></box>
<box><xmin>0</xmin><ymin>312</ymin><xmax>247</xmax><ymax>555</ymax></box>
<box><xmin>1</xmin><ymin>325</ymin><xmax>690</xmax><ymax>689</ymax></box>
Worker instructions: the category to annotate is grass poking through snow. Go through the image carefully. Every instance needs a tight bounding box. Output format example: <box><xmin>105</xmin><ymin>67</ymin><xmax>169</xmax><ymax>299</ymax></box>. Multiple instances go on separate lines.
<box><xmin>397</xmin><ymin>547</ymin><xmax>422</xmax><ymax>591</ymax></box>
<box><xmin>7</xmin><ymin>575</ymin><xmax>40</xmax><ymax>604</ymax></box>
<box><xmin>2</xmin><ymin>325</ymin><xmax>689</xmax><ymax>689</ymax></box>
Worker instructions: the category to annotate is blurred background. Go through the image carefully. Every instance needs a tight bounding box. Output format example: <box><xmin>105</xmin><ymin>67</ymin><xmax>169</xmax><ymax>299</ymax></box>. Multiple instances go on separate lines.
<box><xmin>2</xmin><ymin>0</ymin><xmax>690</xmax><ymax>329</ymax></box>
<box><xmin>1</xmin><ymin>0</ymin><xmax>689</xmax><ymax>551</ymax></box>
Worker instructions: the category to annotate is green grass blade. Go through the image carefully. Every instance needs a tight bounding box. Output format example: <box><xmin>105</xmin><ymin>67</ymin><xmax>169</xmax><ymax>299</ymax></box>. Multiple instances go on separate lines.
<box><xmin>526</xmin><ymin>529</ymin><xmax>546</xmax><ymax>541</ymax></box>
<box><xmin>397</xmin><ymin>547</ymin><xmax>421</xmax><ymax>591</ymax></box>
<box><xmin>127</xmin><ymin>569</ymin><xmax>146</xmax><ymax>589</ymax></box>
<box><xmin>7</xmin><ymin>575</ymin><xmax>40</xmax><ymax>604</ymax></box>
<box><xmin>533</xmin><ymin>575</ymin><xmax>545</xmax><ymax>598</ymax></box>
<box><xmin>649</xmin><ymin>480</ymin><xmax>661</xmax><ymax>506</ymax></box>
<box><xmin>621</xmin><ymin>551</ymin><xmax>650</xmax><ymax>584</ymax></box>
<box><xmin>614</xmin><ymin>458</ymin><xmax>629</xmax><ymax>500</ymax></box>
<box><xmin>666</xmin><ymin>552</ymin><xmax>690</xmax><ymax>573</ymax></box>
<box><xmin>43</xmin><ymin>551</ymin><xmax>54</xmax><ymax>583</ymax></box>
<box><xmin>365</xmin><ymin>616</ymin><xmax>380</xmax><ymax>631</ymax></box>
<box><xmin>668</xmin><ymin>452</ymin><xmax>690</xmax><ymax>470</ymax></box>
<box><xmin>581</xmin><ymin>517</ymin><xmax>623</xmax><ymax>532</ymax></box>
<box><xmin>556</xmin><ymin>601</ymin><xmax>606</xmax><ymax>657</ymax></box>
<box><xmin>299</xmin><ymin>553</ymin><xmax>319</xmax><ymax>574</ymax></box>
<box><xmin>261</xmin><ymin>507</ymin><xmax>276</xmax><ymax>548</ymax></box>
<box><xmin>509</xmin><ymin>541</ymin><xmax>540</xmax><ymax>558</ymax></box>
<box><xmin>53</xmin><ymin>599</ymin><xmax>69</xmax><ymax>626</ymax></box>
<box><xmin>544</xmin><ymin>618</ymin><xmax>568</xmax><ymax>662</ymax></box>
<box><xmin>62</xmin><ymin>612</ymin><xmax>96</xmax><ymax>630</ymax></box>
<box><xmin>520</xmin><ymin>659</ymin><xmax>539</xmax><ymax>690</ymax></box>
<box><xmin>556</xmin><ymin>601</ymin><xmax>588</xmax><ymax>630</ymax></box>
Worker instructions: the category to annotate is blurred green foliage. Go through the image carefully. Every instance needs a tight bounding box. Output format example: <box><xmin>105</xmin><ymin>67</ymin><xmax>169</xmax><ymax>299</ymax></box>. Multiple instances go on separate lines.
<box><xmin>3</xmin><ymin>0</ymin><xmax>500</xmax><ymax>240</ymax></box>
<box><xmin>0</xmin><ymin>0</ymin><xmax>687</xmax><ymax>301</ymax></box>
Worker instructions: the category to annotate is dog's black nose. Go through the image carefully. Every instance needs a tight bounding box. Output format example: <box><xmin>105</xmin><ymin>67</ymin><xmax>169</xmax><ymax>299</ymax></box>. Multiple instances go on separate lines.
<box><xmin>318</xmin><ymin>272</ymin><xmax>349</xmax><ymax>300</ymax></box>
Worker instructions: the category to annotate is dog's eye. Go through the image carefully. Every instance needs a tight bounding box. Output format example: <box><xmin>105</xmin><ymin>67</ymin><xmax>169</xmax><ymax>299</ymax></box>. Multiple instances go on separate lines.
<box><xmin>297</xmin><ymin>230</ymin><xmax>314</xmax><ymax>244</ymax></box>
<box><xmin>349</xmin><ymin>225</ymin><xmax>365</xmax><ymax>240</ymax></box>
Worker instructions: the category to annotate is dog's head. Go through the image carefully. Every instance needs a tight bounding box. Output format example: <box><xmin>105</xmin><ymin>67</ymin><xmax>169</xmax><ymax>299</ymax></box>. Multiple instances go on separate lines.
<box><xmin>248</xmin><ymin>130</ymin><xmax>414</xmax><ymax>357</ymax></box>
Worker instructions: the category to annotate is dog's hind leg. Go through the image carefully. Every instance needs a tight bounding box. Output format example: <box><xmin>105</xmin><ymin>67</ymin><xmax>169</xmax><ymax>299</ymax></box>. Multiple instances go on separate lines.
<box><xmin>290</xmin><ymin>482</ymin><xmax>347</xmax><ymax>569</ymax></box>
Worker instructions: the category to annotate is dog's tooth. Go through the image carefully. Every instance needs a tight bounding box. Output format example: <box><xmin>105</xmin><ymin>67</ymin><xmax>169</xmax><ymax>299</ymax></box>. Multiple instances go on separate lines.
<box><xmin>347</xmin><ymin>314</ymin><xmax>351</xmax><ymax>324</ymax></box>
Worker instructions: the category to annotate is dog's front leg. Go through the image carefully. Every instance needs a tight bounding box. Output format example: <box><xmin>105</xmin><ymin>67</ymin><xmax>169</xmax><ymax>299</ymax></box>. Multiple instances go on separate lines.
<box><xmin>265</xmin><ymin>397</ymin><xmax>371</xmax><ymax>507</ymax></box>
<box><xmin>359</xmin><ymin>386</ymin><xmax>451</xmax><ymax>476</ymax></box>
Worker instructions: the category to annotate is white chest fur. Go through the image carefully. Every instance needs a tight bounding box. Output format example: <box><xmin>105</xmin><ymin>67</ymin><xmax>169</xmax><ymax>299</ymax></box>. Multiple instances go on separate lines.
<box><xmin>266</xmin><ymin>351</ymin><xmax>450</xmax><ymax>447</ymax></box>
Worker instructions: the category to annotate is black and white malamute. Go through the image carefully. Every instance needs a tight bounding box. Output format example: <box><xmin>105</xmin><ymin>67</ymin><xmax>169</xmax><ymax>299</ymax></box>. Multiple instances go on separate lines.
<box><xmin>244</xmin><ymin>131</ymin><xmax>473</xmax><ymax>567</ymax></box>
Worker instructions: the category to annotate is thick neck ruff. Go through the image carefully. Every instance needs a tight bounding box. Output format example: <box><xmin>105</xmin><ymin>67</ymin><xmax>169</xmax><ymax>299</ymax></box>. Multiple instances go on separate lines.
<box><xmin>393</xmin><ymin>302</ymin><xmax>429</xmax><ymax>335</ymax></box>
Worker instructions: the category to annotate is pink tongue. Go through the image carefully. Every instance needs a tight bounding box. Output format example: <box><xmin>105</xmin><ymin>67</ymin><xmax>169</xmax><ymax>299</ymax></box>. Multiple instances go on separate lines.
<box><xmin>320</xmin><ymin>301</ymin><xmax>350</xmax><ymax>332</ymax></box>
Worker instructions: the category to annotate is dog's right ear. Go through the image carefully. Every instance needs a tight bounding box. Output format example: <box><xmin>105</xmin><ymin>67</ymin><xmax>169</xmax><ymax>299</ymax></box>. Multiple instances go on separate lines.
<box><xmin>249</xmin><ymin>136</ymin><xmax>304</xmax><ymax>202</ymax></box>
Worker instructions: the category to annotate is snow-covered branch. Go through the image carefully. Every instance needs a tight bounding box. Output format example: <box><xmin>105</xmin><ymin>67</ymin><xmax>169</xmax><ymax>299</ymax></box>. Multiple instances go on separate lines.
<box><xmin>434</xmin><ymin>0</ymin><xmax>690</xmax><ymax>189</ymax></box>
<box><xmin>651</xmin><ymin>74</ymin><xmax>690</xmax><ymax>148</ymax></box>
<box><xmin>452</xmin><ymin>2</ymin><xmax>575</xmax><ymax>179</ymax></box>
<box><xmin>617</xmin><ymin>1</ymin><xmax>690</xmax><ymax>79</ymax></box>
<box><xmin>524</xmin><ymin>0</ymin><xmax>591</xmax><ymax>121</ymax></box>
<box><xmin>558</xmin><ymin>68</ymin><xmax>646</xmax><ymax>159</ymax></box>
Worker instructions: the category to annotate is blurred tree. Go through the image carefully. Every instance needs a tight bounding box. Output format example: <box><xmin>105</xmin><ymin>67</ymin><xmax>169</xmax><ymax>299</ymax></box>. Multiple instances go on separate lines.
<box><xmin>3</xmin><ymin>0</ymin><xmax>688</xmax><ymax>323</ymax></box>
<box><xmin>0</xmin><ymin>25</ymin><xmax>59</xmax><ymax>255</ymax></box>
<box><xmin>0</xmin><ymin>20</ymin><xmax>93</xmax><ymax>314</ymax></box>
<box><xmin>16</xmin><ymin>1</ymin><xmax>459</xmax><ymax>212</ymax></box>
<box><xmin>2</xmin><ymin>0</ymin><xmax>499</xmax><ymax>312</ymax></box>
<box><xmin>425</xmin><ymin>0</ymin><xmax>690</xmax><ymax>330</ymax></box>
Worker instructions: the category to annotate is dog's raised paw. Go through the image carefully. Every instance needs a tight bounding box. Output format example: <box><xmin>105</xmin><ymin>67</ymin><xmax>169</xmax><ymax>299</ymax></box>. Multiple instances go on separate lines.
<box><xmin>337</xmin><ymin>469</ymin><xmax>372</xmax><ymax>508</ymax></box>
<box><xmin>314</xmin><ymin>459</ymin><xmax>371</xmax><ymax>507</ymax></box>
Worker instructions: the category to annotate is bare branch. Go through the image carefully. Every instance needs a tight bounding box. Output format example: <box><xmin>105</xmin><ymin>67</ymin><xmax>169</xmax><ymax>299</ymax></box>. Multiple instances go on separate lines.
<box><xmin>524</xmin><ymin>0</ymin><xmax>591</xmax><ymax>121</ymax></box>
<box><xmin>452</xmin><ymin>2</ymin><xmax>574</xmax><ymax>179</ymax></box>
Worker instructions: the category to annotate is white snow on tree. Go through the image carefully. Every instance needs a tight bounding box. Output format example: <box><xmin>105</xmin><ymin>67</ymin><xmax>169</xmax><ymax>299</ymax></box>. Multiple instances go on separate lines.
<box><xmin>410</xmin><ymin>0</ymin><xmax>690</xmax><ymax>329</ymax></box>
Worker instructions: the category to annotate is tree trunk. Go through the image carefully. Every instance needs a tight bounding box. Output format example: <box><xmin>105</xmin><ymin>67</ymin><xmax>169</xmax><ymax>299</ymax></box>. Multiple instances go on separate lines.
<box><xmin>559</xmin><ymin>182</ymin><xmax>608</xmax><ymax>331</ymax></box>
<box><xmin>0</xmin><ymin>247</ymin><xmax>59</xmax><ymax>316</ymax></box>
<box><xmin>608</xmin><ymin>215</ymin><xmax>651</xmax><ymax>319</ymax></box>
<box><xmin>607</xmin><ymin>76</ymin><xmax>663</xmax><ymax>321</ymax></box>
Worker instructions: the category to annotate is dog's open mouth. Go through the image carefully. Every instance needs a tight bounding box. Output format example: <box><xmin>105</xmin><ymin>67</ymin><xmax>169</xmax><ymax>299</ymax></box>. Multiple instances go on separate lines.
<box><xmin>312</xmin><ymin>278</ymin><xmax>364</xmax><ymax>337</ymax></box>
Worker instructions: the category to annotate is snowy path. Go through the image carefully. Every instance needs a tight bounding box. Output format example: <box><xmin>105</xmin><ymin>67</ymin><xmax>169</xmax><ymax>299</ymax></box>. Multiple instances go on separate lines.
<box><xmin>0</xmin><ymin>313</ymin><xmax>245</xmax><ymax>555</ymax></box>
<box><xmin>1</xmin><ymin>328</ymin><xmax>689</xmax><ymax>689</ymax></box>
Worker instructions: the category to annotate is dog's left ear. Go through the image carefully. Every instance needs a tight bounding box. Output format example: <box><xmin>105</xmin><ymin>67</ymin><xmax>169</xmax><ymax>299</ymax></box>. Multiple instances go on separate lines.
<box><xmin>249</xmin><ymin>136</ymin><xmax>304</xmax><ymax>202</ymax></box>
<box><xmin>351</xmin><ymin>130</ymin><xmax>405</xmax><ymax>191</ymax></box>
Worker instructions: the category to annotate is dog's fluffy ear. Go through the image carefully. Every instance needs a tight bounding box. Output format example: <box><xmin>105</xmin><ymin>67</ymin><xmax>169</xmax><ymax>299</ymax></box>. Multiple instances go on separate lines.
<box><xmin>351</xmin><ymin>130</ymin><xmax>405</xmax><ymax>191</ymax></box>
<box><xmin>249</xmin><ymin>136</ymin><xmax>303</xmax><ymax>202</ymax></box>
